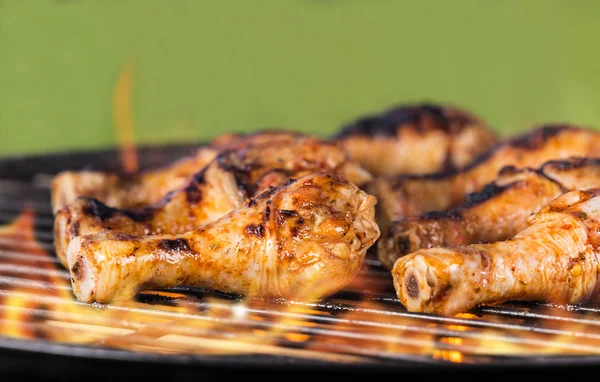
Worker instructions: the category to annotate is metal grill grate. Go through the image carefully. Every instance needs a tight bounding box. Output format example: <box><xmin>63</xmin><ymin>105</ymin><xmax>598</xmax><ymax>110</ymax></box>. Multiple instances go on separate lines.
<box><xmin>2</xmin><ymin>147</ymin><xmax>600</xmax><ymax>371</ymax></box>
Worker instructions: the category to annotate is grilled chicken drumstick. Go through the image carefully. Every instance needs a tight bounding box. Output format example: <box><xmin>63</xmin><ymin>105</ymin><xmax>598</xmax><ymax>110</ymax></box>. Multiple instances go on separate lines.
<box><xmin>372</xmin><ymin>124</ymin><xmax>600</xmax><ymax>230</ymax></box>
<box><xmin>51</xmin><ymin>131</ymin><xmax>303</xmax><ymax>214</ymax></box>
<box><xmin>379</xmin><ymin>166</ymin><xmax>562</xmax><ymax>269</ymax></box>
<box><xmin>333</xmin><ymin>103</ymin><xmax>499</xmax><ymax>176</ymax></box>
<box><xmin>393</xmin><ymin>188</ymin><xmax>600</xmax><ymax>316</ymax></box>
<box><xmin>378</xmin><ymin>157</ymin><xmax>600</xmax><ymax>269</ymax></box>
<box><xmin>54</xmin><ymin>135</ymin><xmax>372</xmax><ymax>268</ymax></box>
<box><xmin>67</xmin><ymin>174</ymin><xmax>380</xmax><ymax>303</ymax></box>
<box><xmin>51</xmin><ymin>148</ymin><xmax>218</xmax><ymax>214</ymax></box>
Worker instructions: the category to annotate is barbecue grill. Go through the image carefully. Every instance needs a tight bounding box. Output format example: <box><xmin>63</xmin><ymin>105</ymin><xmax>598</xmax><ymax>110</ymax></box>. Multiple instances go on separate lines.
<box><xmin>2</xmin><ymin>145</ymin><xmax>600</xmax><ymax>379</ymax></box>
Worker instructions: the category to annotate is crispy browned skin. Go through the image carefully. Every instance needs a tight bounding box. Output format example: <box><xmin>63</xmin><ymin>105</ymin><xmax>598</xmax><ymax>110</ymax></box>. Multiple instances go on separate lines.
<box><xmin>67</xmin><ymin>174</ymin><xmax>380</xmax><ymax>303</ymax></box>
<box><xmin>53</xmin><ymin>135</ymin><xmax>372</xmax><ymax>268</ymax></box>
<box><xmin>540</xmin><ymin>157</ymin><xmax>600</xmax><ymax>190</ymax></box>
<box><xmin>393</xmin><ymin>188</ymin><xmax>600</xmax><ymax>316</ymax></box>
<box><xmin>377</xmin><ymin>166</ymin><xmax>564</xmax><ymax>269</ymax></box>
<box><xmin>333</xmin><ymin>104</ymin><xmax>499</xmax><ymax>176</ymax></box>
<box><xmin>50</xmin><ymin>131</ymin><xmax>304</xmax><ymax>214</ymax></box>
<box><xmin>378</xmin><ymin>157</ymin><xmax>600</xmax><ymax>269</ymax></box>
<box><xmin>371</xmin><ymin>125</ymin><xmax>600</xmax><ymax>230</ymax></box>
<box><xmin>51</xmin><ymin>148</ymin><xmax>218</xmax><ymax>214</ymax></box>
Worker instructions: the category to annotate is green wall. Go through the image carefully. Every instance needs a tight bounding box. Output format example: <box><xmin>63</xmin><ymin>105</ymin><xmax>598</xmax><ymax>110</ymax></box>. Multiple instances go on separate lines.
<box><xmin>2</xmin><ymin>0</ymin><xmax>599</xmax><ymax>156</ymax></box>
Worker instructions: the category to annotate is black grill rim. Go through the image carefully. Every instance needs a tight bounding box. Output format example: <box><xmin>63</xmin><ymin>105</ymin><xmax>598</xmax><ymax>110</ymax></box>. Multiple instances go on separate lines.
<box><xmin>4</xmin><ymin>336</ymin><xmax>600</xmax><ymax>375</ymax></box>
<box><xmin>0</xmin><ymin>142</ymin><xmax>202</xmax><ymax>182</ymax></box>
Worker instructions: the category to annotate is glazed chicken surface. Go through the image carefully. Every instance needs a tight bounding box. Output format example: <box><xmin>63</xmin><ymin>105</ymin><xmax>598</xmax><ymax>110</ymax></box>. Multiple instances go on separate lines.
<box><xmin>53</xmin><ymin>134</ymin><xmax>372</xmax><ymax>268</ymax></box>
<box><xmin>378</xmin><ymin>157</ymin><xmax>600</xmax><ymax>269</ymax></box>
<box><xmin>393</xmin><ymin>188</ymin><xmax>600</xmax><ymax>316</ymax></box>
<box><xmin>50</xmin><ymin>130</ymin><xmax>304</xmax><ymax>214</ymax></box>
<box><xmin>67</xmin><ymin>173</ymin><xmax>380</xmax><ymax>303</ymax></box>
<box><xmin>50</xmin><ymin>102</ymin><xmax>600</xmax><ymax>315</ymax></box>
<box><xmin>333</xmin><ymin>103</ymin><xmax>499</xmax><ymax>176</ymax></box>
<box><xmin>51</xmin><ymin>148</ymin><xmax>218</xmax><ymax>214</ymax></box>
<box><xmin>371</xmin><ymin>124</ymin><xmax>600</xmax><ymax>230</ymax></box>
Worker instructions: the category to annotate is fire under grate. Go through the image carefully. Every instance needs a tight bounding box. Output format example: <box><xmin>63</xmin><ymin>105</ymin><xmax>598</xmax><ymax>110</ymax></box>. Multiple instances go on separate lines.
<box><xmin>2</xmin><ymin>146</ymin><xmax>600</xmax><ymax>373</ymax></box>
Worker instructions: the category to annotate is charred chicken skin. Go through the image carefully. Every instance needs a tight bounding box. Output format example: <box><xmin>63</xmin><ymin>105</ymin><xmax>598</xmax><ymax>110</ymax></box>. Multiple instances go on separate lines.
<box><xmin>379</xmin><ymin>166</ymin><xmax>563</xmax><ymax>269</ymax></box>
<box><xmin>371</xmin><ymin>124</ymin><xmax>600</xmax><ymax>230</ymax></box>
<box><xmin>53</xmin><ymin>135</ymin><xmax>372</xmax><ymax>268</ymax></box>
<box><xmin>378</xmin><ymin>157</ymin><xmax>600</xmax><ymax>269</ymax></box>
<box><xmin>51</xmin><ymin>148</ymin><xmax>218</xmax><ymax>214</ymax></box>
<box><xmin>333</xmin><ymin>103</ymin><xmax>499</xmax><ymax>176</ymax></box>
<box><xmin>50</xmin><ymin>130</ymin><xmax>304</xmax><ymax>214</ymax></box>
<box><xmin>393</xmin><ymin>188</ymin><xmax>600</xmax><ymax>316</ymax></box>
<box><xmin>67</xmin><ymin>173</ymin><xmax>380</xmax><ymax>303</ymax></box>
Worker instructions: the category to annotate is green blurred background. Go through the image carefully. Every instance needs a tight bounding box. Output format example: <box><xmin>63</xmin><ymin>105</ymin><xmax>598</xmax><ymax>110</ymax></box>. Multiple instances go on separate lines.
<box><xmin>2</xmin><ymin>0</ymin><xmax>600</xmax><ymax>156</ymax></box>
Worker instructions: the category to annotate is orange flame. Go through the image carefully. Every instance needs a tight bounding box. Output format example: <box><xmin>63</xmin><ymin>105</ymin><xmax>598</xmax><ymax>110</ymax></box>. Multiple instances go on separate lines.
<box><xmin>0</xmin><ymin>207</ymin><xmax>89</xmax><ymax>340</ymax></box>
<box><xmin>113</xmin><ymin>62</ymin><xmax>139</xmax><ymax>173</ymax></box>
<box><xmin>0</xmin><ymin>209</ymin><xmax>367</xmax><ymax>362</ymax></box>
<box><xmin>2</xmin><ymin>208</ymin><xmax>600</xmax><ymax>364</ymax></box>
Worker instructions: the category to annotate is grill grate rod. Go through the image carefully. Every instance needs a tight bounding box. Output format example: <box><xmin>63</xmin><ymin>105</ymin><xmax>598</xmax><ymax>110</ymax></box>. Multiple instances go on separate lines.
<box><xmin>2</xmin><ymin>258</ymin><xmax>600</xmax><ymax>348</ymax></box>
<box><xmin>0</xmin><ymin>316</ymin><xmax>434</xmax><ymax>365</ymax></box>
<box><xmin>0</xmin><ymin>201</ymin><xmax>54</xmax><ymax>214</ymax></box>
<box><xmin>3</xmin><ymin>279</ymin><xmax>600</xmax><ymax>355</ymax></box>
<box><xmin>4</xmin><ymin>231</ymin><xmax>600</xmax><ymax>334</ymax></box>
<box><xmin>0</xmin><ymin>213</ymin><xmax>54</xmax><ymax>229</ymax></box>
<box><xmin>4</xmin><ymin>289</ymin><xmax>600</xmax><ymax>357</ymax></box>
<box><xmin>0</xmin><ymin>250</ymin><xmax>63</xmax><ymax>265</ymax></box>
<box><xmin>3</xmin><ymin>168</ymin><xmax>600</xmax><ymax>366</ymax></box>
<box><xmin>0</xmin><ymin>237</ymin><xmax>56</xmax><ymax>252</ymax></box>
